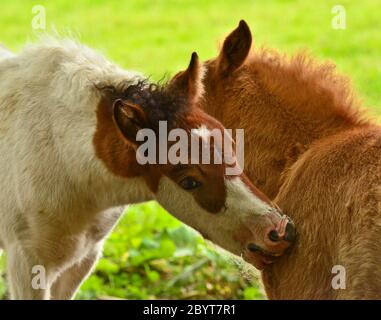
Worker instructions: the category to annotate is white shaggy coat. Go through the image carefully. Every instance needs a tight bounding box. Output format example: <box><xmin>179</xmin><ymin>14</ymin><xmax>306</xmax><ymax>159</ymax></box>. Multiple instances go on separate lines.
<box><xmin>0</xmin><ymin>39</ymin><xmax>287</xmax><ymax>299</ymax></box>
<box><xmin>0</xmin><ymin>40</ymin><xmax>153</xmax><ymax>299</ymax></box>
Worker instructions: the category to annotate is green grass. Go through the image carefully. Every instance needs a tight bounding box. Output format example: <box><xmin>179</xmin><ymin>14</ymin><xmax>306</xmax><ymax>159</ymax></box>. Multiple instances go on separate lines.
<box><xmin>1</xmin><ymin>0</ymin><xmax>380</xmax><ymax>109</ymax></box>
<box><xmin>0</xmin><ymin>0</ymin><xmax>380</xmax><ymax>299</ymax></box>
<box><xmin>76</xmin><ymin>202</ymin><xmax>262</xmax><ymax>300</ymax></box>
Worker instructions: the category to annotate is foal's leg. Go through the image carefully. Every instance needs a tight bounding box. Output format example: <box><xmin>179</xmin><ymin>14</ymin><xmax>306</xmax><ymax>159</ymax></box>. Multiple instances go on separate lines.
<box><xmin>50</xmin><ymin>207</ymin><xmax>124</xmax><ymax>300</ymax></box>
<box><xmin>51</xmin><ymin>208</ymin><xmax>123</xmax><ymax>300</ymax></box>
<box><xmin>7</xmin><ymin>242</ymin><xmax>53</xmax><ymax>300</ymax></box>
<box><xmin>50</xmin><ymin>244</ymin><xmax>103</xmax><ymax>300</ymax></box>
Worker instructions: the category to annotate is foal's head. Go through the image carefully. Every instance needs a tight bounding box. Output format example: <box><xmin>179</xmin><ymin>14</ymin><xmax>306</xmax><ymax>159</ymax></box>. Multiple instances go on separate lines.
<box><xmin>94</xmin><ymin>53</ymin><xmax>295</xmax><ymax>269</ymax></box>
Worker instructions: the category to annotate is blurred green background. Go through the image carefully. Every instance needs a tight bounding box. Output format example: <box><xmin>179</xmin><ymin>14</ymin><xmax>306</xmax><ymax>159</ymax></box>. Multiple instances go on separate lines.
<box><xmin>0</xmin><ymin>0</ymin><xmax>380</xmax><ymax>299</ymax></box>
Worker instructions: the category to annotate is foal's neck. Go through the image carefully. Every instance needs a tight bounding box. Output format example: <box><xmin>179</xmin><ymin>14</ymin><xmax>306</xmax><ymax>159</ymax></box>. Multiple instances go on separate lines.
<box><xmin>208</xmin><ymin>56</ymin><xmax>365</xmax><ymax>199</ymax></box>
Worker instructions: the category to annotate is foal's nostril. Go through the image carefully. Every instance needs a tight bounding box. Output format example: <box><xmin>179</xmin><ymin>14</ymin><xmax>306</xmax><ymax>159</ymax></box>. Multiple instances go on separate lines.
<box><xmin>284</xmin><ymin>221</ymin><xmax>296</xmax><ymax>242</ymax></box>
<box><xmin>268</xmin><ymin>230</ymin><xmax>280</xmax><ymax>242</ymax></box>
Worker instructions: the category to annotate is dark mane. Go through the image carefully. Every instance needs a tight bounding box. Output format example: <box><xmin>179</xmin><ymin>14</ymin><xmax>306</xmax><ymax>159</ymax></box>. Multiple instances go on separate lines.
<box><xmin>99</xmin><ymin>79</ymin><xmax>191</xmax><ymax>131</ymax></box>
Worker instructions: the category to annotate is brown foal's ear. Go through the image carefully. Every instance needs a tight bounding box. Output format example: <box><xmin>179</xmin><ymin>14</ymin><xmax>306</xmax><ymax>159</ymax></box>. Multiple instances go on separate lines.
<box><xmin>113</xmin><ymin>99</ymin><xmax>147</xmax><ymax>145</ymax></box>
<box><xmin>217</xmin><ymin>20</ymin><xmax>252</xmax><ymax>76</ymax></box>
<box><xmin>168</xmin><ymin>52</ymin><xmax>204</xmax><ymax>105</ymax></box>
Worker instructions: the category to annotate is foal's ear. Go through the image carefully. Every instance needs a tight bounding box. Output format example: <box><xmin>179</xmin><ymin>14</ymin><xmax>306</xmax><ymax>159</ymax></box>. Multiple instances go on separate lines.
<box><xmin>113</xmin><ymin>99</ymin><xmax>147</xmax><ymax>146</ymax></box>
<box><xmin>217</xmin><ymin>20</ymin><xmax>252</xmax><ymax>76</ymax></box>
<box><xmin>168</xmin><ymin>52</ymin><xmax>204</xmax><ymax>105</ymax></box>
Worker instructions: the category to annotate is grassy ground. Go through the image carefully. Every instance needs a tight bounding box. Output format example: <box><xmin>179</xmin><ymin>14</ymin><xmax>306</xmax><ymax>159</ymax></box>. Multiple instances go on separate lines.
<box><xmin>0</xmin><ymin>0</ymin><xmax>380</xmax><ymax>299</ymax></box>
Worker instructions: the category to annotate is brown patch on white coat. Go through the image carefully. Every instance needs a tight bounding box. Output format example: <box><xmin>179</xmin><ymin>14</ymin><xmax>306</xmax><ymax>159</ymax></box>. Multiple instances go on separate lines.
<box><xmin>94</xmin><ymin>53</ymin><xmax>295</xmax><ymax>270</ymax></box>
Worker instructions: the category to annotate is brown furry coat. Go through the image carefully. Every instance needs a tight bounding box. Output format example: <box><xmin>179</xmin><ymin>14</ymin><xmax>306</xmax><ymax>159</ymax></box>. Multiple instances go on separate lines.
<box><xmin>199</xmin><ymin>20</ymin><xmax>381</xmax><ymax>299</ymax></box>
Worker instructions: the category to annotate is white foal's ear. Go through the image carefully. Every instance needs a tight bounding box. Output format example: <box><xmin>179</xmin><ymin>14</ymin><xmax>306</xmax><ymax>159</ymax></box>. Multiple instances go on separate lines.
<box><xmin>217</xmin><ymin>20</ymin><xmax>252</xmax><ymax>76</ymax></box>
<box><xmin>168</xmin><ymin>52</ymin><xmax>204</xmax><ymax>105</ymax></box>
<box><xmin>113</xmin><ymin>99</ymin><xmax>147</xmax><ymax>146</ymax></box>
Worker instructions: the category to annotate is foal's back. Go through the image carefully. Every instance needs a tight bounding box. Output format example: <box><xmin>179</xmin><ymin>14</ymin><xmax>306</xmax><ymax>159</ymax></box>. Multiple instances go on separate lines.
<box><xmin>265</xmin><ymin>125</ymin><xmax>381</xmax><ymax>299</ymax></box>
<box><xmin>0</xmin><ymin>40</ymin><xmax>141</xmax><ymax>248</ymax></box>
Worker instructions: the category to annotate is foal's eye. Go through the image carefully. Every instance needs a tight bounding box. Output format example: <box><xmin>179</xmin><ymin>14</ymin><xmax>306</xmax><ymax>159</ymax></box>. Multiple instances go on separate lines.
<box><xmin>180</xmin><ymin>177</ymin><xmax>202</xmax><ymax>190</ymax></box>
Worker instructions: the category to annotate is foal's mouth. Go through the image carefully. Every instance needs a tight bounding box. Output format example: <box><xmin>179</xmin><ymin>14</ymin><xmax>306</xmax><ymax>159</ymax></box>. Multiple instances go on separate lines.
<box><xmin>243</xmin><ymin>215</ymin><xmax>296</xmax><ymax>270</ymax></box>
<box><xmin>247</xmin><ymin>243</ymin><xmax>283</xmax><ymax>258</ymax></box>
<box><xmin>247</xmin><ymin>243</ymin><xmax>281</xmax><ymax>262</ymax></box>
<box><xmin>243</xmin><ymin>245</ymin><xmax>283</xmax><ymax>269</ymax></box>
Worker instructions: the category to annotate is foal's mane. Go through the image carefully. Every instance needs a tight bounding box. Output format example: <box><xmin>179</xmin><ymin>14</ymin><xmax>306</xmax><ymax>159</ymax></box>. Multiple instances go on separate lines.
<box><xmin>245</xmin><ymin>48</ymin><xmax>369</xmax><ymax>126</ymax></box>
<box><xmin>99</xmin><ymin>79</ymin><xmax>192</xmax><ymax>131</ymax></box>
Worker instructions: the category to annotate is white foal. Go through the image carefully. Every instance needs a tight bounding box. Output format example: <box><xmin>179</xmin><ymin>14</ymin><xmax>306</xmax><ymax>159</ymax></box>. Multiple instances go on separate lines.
<box><xmin>0</xmin><ymin>39</ymin><xmax>294</xmax><ymax>299</ymax></box>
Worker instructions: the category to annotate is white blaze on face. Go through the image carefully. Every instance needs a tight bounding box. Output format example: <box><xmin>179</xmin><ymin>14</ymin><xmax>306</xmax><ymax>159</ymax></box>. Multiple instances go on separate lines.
<box><xmin>192</xmin><ymin>125</ymin><xmax>211</xmax><ymax>141</ymax></box>
<box><xmin>191</xmin><ymin>125</ymin><xmax>224</xmax><ymax>165</ymax></box>
<box><xmin>225</xmin><ymin>177</ymin><xmax>272</xmax><ymax>216</ymax></box>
